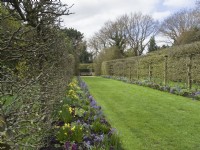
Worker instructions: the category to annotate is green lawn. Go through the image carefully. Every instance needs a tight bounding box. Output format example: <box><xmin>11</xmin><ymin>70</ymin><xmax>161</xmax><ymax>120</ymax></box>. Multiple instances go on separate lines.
<box><xmin>82</xmin><ymin>76</ymin><xmax>200</xmax><ymax>150</ymax></box>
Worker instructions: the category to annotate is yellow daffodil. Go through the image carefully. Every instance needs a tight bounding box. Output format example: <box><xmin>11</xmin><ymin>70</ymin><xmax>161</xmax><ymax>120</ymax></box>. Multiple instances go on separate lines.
<box><xmin>71</xmin><ymin>126</ymin><xmax>75</xmax><ymax>131</ymax></box>
<box><xmin>64</xmin><ymin>123</ymin><xmax>70</xmax><ymax>128</ymax></box>
<box><xmin>54</xmin><ymin>125</ymin><xmax>60</xmax><ymax>129</ymax></box>
<box><xmin>73</xmin><ymin>95</ymin><xmax>78</xmax><ymax>99</ymax></box>
<box><xmin>69</xmin><ymin>107</ymin><xmax>73</xmax><ymax>114</ymax></box>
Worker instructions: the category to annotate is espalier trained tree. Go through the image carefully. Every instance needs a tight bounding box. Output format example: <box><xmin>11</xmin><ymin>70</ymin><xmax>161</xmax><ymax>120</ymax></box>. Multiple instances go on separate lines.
<box><xmin>0</xmin><ymin>1</ymin><xmax>76</xmax><ymax>149</ymax></box>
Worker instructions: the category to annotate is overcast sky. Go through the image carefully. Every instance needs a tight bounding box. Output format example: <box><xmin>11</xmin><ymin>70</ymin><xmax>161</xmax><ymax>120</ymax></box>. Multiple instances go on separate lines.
<box><xmin>61</xmin><ymin>0</ymin><xmax>196</xmax><ymax>41</ymax></box>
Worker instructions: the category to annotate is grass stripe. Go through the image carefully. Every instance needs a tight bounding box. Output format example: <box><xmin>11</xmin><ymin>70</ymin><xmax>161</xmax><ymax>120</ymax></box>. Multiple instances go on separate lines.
<box><xmin>82</xmin><ymin>76</ymin><xmax>200</xmax><ymax>150</ymax></box>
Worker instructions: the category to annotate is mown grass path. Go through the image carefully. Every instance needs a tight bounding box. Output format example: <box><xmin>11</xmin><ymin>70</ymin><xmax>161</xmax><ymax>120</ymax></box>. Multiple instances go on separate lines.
<box><xmin>82</xmin><ymin>76</ymin><xmax>200</xmax><ymax>150</ymax></box>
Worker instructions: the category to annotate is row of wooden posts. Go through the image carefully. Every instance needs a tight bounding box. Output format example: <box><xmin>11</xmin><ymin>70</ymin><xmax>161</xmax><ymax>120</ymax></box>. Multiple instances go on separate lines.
<box><xmin>148</xmin><ymin>55</ymin><xmax>194</xmax><ymax>89</ymax></box>
<box><xmin>112</xmin><ymin>54</ymin><xmax>195</xmax><ymax>89</ymax></box>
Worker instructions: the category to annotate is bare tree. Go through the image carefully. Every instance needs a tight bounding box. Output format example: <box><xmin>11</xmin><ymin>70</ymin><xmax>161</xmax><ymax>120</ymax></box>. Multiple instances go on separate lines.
<box><xmin>159</xmin><ymin>9</ymin><xmax>200</xmax><ymax>45</ymax></box>
<box><xmin>5</xmin><ymin>0</ymin><xmax>72</xmax><ymax>28</ymax></box>
<box><xmin>125</xmin><ymin>12</ymin><xmax>158</xmax><ymax>56</ymax></box>
<box><xmin>88</xmin><ymin>35</ymin><xmax>103</xmax><ymax>57</ymax></box>
<box><xmin>89</xmin><ymin>12</ymin><xmax>158</xmax><ymax>57</ymax></box>
<box><xmin>89</xmin><ymin>17</ymin><xmax>127</xmax><ymax>58</ymax></box>
<box><xmin>102</xmin><ymin>18</ymin><xmax>127</xmax><ymax>56</ymax></box>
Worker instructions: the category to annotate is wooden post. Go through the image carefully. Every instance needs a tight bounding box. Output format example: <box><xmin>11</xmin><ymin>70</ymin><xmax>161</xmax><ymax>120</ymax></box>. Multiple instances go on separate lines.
<box><xmin>148</xmin><ymin>62</ymin><xmax>152</xmax><ymax>81</ymax></box>
<box><xmin>123</xmin><ymin>63</ymin><xmax>125</xmax><ymax>77</ymax></box>
<box><xmin>129</xmin><ymin>66</ymin><xmax>131</xmax><ymax>81</ymax></box>
<box><xmin>164</xmin><ymin>55</ymin><xmax>168</xmax><ymax>86</ymax></box>
<box><xmin>137</xmin><ymin>60</ymin><xmax>139</xmax><ymax>80</ymax></box>
<box><xmin>110</xmin><ymin>64</ymin><xmax>112</xmax><ymax>76</ymax></box>
<box><xmin>187</xmin><ymin>54</ymin><xmax>193</xmax><ymax>89</ymax></box>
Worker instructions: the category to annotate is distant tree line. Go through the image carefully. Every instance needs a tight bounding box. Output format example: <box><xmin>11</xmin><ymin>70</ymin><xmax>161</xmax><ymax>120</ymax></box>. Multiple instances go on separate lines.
<box><xmin>89</xmin><ymin>12</ymin><xmax>158</xmax><ymax>57</ymax></box>
<box><xmin>89</xmin><ymin>2</ymin><xmax>200</xmax><ymax>75</ymax></box>
<box><xmin>61</xmin><ymin>28</ymin><xmax>93</xmax><ymax>74</ymax></box>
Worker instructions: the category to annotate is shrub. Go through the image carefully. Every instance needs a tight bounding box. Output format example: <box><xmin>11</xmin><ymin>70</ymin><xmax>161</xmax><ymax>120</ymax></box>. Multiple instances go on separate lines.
<box><xmin>102</xmin><ymin>42</ymin><xmax>200</xmax><ymax>87</ymax></box>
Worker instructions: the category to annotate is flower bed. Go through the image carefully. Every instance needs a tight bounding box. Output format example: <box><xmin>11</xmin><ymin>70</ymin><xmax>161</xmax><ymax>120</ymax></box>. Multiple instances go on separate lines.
<box><xmin>41</xmin><ymin>78</ymin><xmax>122</xmax><ymax>150</ymax></box>
<box><xmin>102</xmin><ymin>75</ymin><xmax>200</xmax><ymax>101</ymax></box>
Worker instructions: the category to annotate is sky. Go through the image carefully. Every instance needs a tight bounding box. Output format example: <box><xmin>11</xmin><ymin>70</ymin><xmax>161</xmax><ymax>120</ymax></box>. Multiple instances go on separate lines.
<box><xmin>61</xmin><ymin>0</ymin><xmax>196</xmax><ymax>43</ymax></box>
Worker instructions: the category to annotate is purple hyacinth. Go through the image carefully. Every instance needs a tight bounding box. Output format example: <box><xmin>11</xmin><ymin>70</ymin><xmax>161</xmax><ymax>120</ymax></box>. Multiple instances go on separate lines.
<box><xmin>57</xmin><ymin>120</ymin><xmax>64</xmax><ymax>126</ymax></box>
<box><xmin>49</xmin><ymin>137</ymin><xmax>59</xmax><ymax>144</ymax></box>
<box><xmin>108</xmin><ymin>128</ymin><xmax>116</xmax><ymax>136</ymax></box>
<box><xmin>170</xmin><ymin>88</ymin><xmax>175</xmax><ymax>94</ymax></box>
<box><xmin>86</xmin><ymin>141</ymin><xmax>91</xmax><ymax>146</ymax></box>
<box><xmin>195</xmin><ymin>91</ymin><xmax>200</xmax><ymax>96</ymax></box>
<box><xmin>80</xmin><ymin>82</ymin><xmax>88</xmax><ymax>89</ymax></box>
<box><xmin>64</xmin><ymin>141</ymin><xmax>71</xmax><ymax>150</ymax></box>
<box><xmin>90</xmin><ymin>96</ymin><xmax>97</xmax><ymax>107</ymax></box>
<box><xmin>72</xmin><ymin>144</ymin><xmax>78</xmax><ymax>150</ymax></box>
<box><xmin>94</xmin><ymin>134</ymin><xmax>104</xmax><ymax>143</ymax></box>
<box><xmin>89</xmin><ymin>95</ymin><xmax>93</xmax><ymax>100</ymax></box>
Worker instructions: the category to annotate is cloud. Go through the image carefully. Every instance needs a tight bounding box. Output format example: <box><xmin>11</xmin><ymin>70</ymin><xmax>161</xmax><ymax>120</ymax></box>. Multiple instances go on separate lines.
<box><xmin>163</xmin><ymin>0</ymin><xmax>196</xmax><ymax>8</ymax></box>
<box><xmin>61</xmin><ymin>0</ymin><xmax>197</xmax><ymax>39</ymax></box>
<box><xmin>152</xmin><ymin>11</ymin><xmax>171</xmax><ymax>20</ymax></box>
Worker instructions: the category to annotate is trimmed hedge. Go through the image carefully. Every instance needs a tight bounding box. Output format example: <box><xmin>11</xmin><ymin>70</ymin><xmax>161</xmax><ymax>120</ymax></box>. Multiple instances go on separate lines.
<box><xmin>79</xmin><ymin>63</ymin><xmax>94</xmax><ymax>76</ymax></box>
<box><xmin>102</xmin><ymin>42</ymin><xmax>200</xmax><ymax>88</ymax></box>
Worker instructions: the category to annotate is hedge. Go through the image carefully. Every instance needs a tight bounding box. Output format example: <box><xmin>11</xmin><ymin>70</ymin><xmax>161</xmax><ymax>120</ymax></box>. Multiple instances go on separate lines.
<box><xmin>102</xmin><ymin>41</ymin><xmax>200</xmax><ymax>89</ymax></box>
<box><xmin>79</xmin><ymin>63</ymin><xmax>94</xmax><ymax>76</ymax></box>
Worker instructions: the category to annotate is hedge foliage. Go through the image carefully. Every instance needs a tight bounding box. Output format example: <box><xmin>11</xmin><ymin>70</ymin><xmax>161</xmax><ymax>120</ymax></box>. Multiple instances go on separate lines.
<box><xmin>79</xmin><ymin>63</ymin><xmax>94</xmax><ymax>76</ymax></box>
<box><xmin>102</xmin><ymin>42</ymin><xmax>200</xmax><ymax>88</ymax></box>
<box><xmin>0</xmin><ymin>3</ymin><xmax>75</xmax><ymax>149</ymax></box>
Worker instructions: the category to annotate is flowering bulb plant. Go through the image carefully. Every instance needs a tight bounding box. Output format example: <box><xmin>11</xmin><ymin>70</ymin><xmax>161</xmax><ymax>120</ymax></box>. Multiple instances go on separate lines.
<box><xmin>43</xmin><ymin>78</ymin><xmax>122</xmax><ymax>150</ymax></box>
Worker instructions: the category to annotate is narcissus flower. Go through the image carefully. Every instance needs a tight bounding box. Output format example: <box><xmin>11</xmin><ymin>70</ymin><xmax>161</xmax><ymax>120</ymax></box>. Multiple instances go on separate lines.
<box><xmin>69</xmin><ymin>107</ymin><xmax>73</xmax><ymax>114</ymax></box>
<box><xmin>71</xmin><ymin>126</ymin><xmax>75</xmax><ymax>131</ymax></box>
